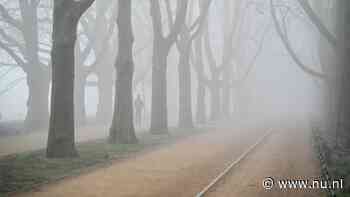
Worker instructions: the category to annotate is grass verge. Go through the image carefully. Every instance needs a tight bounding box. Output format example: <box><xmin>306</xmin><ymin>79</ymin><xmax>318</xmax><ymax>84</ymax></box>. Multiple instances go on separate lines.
<box><xmin>311</xmin><ymin>127</ymin><xmax>350</xmax><ymax>197</ymax></box>
<box><xmin>332</xmin><ymin>157</ymin><xmax>350</xmax><ymax>197</ymax></box>
<box><xmin>0</xmin><ymin>127</ymin><xmax>205</xmax><ymax>196</ymax></box>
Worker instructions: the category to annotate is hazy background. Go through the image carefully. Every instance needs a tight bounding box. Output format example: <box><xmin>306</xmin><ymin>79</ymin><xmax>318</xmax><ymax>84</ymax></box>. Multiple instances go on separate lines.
<box><xmin>0</xmin><ymin>0</ymin><xmax>323</xmax><ymax>125</ymax></box>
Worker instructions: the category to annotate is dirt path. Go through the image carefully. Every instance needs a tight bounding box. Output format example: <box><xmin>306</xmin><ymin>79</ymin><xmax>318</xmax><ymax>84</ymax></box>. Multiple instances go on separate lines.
<box><xmin>15</xmin><ymin>126</ymin><xmax>265</xmax><ymax>197</ymax></box>
<box><xmin>206</xmin><ymin>124</ymin><xmax>325</xmax><ymax>197</ymax></box>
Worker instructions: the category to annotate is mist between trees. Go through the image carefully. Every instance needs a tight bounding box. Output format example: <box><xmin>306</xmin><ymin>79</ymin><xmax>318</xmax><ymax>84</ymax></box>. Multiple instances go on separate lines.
<box><xmin>0</xmin><ymin>0</ymin><xmax>349</xmax><ymax>158</ymax></box>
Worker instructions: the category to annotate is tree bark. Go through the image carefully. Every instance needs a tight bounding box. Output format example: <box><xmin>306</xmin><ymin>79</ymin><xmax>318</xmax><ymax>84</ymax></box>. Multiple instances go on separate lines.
<box><xmin>297</xmin><ymin>0</ymin><xmax>337</xmax><ymax>49</ymax></box>
<box><xmin>271</xmin><ymin>0</ymin><xmax>326</xmax><ymax>79</ymax></box>
<box><xmin>334</xmin><ymin>0</ymin><xmax>350</xmax><ymax>147</ymax></box>
<box><xmin>20</xmin><ymin>1</ymin><xmax>50</xmax><ymax>131</ymax></box>
<box><xmin>25</xmin><ymin>68</ymin><xmax>49</xmax><ymax>130</ymax></box>
<box><xmin>47</xmin><ymin>0</ymin><xmax>95</xmax><ymax>158</ymax></box>
<box><xmin>194</xmin><ymin>36</ymin><xmax>207</xmax><ymax>123</ymax></box>
<box><xmin>74</xmin><ymin>43</ymin><xmax>89</xmax><ymax>127</ymax></box>
<box><xmin>221</xmin><ymin>0</ymin><xmax>233</xmax><ymax>120</ymax></box>
<box><xmin>196</xmin><ymin>81</ymin><xmax>206</xmax><ymax>123</ymax></box>
<box><xmin>203</xmin><ymin>23</ymin><xmax>223</xmax><ymax>121</ymax></box>
<box><xmin>150</xmin><ymin>45</ymin><xmax>169</xmax><ymax>133</ymax></box>
<box><xmin>109</xmin><ymin>0</ymin><xmax>137</xmax><ymax>144</ymax></box>
<box><xmin>75</xmin><ymin>72</ymin><xmax>87</xmax><ymax>126</ymax></box>
<box><xmin>210</xmin><ymin>81</ymin><xmax>221</xmax><ymax>121</ymax></box>
<box><xmin>175</xmin><ymin>0</ymin><xmax>211</xmax><ymax>128</ymax></box>
<box><xmin>221</xmin><ymin>78</ymin><xmax>231</xmax><ymax>119</ymax></box>
<box><xmin>96</xmin><ymin>71</ymin><xmax>113</xmax><ymax>124</ymax></box>
<box><xmin>149</xmin><ymin>0</ymin><xmax>188</xmax><ymax>134</ymax></box>
<box><xmin>94</xmin><ymin>0</ymin><xmax>115</xmax><ymax>124</ymax></box>
<box><xmin>47</xmin><ymin>36</ymin><xmax>77</xmax><ymax>157</ymax></box>
<box><xmin>178</xmin><ymin>42</ymin><xmax>194</xmax><ymax>128</ymax></box>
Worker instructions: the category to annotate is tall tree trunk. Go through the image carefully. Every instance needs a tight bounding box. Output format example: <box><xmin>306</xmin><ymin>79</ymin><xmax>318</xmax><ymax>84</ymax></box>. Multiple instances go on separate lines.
<box><xmin>74</xmin><ymin>43</ymin><xmax>88</xmax><ymax>127</ymax></box>
<box><xmin>25</xmin><ymin>68</ymin><xmax>49</xmax><ymax>130</ymax></box>
<box><xmin>178</xmin><ymin>45</ymin><xmax>194</xmax><ymax>128</ymax></box>
<box><xmin>196</xmin><ymin>81</ymin><xmax>206</xmax><ymax>123</ymax></box>
<box><xmin>210</xmin><ymin>80</ymin><xmax>221</xmax><ymax>121</ymax></box>
<box><xmin>20</xmin><ymin>1</ymin><xmax>50</xmax><ymax>131</ymax></box>
<box><xmin>149</xmin><ymin>0</ymin><xmax>188</xmax><ymax>134</ymax></box>
<box><xmin>220</xmin><ymin>0</ymin><xmax>241</xmax><ymax>120</ymax></box>
<box><xmin>109</xmin><ymin>0</ymin><xmax>137</xmax><ymax>144</ymax></box>
<box><xmin>96</xmin><ymin>71</ymin><xmax>113</xmax><ymax>124</ymax></box>
<box><xmin>194</xmin><ymin>36</ymin><xmax>207</xmax><ymax>123</ymax></box>
<box><xmin>47</xmin><ymin>35</ymin><xmax>77</xmax><ymax>157</ymax></box>
<box><xmin>94</xmin><ymin>0</ymin><xmax>115</xmax><ymax>124</ymax></box>
<box><xmin>314</xmin><ymin>1</ymin><xmax>336</xmax><ymax>133</ymax></box>
<box><xmin>335</xmin><ymin>0</ymin><xmax>350</xmax><ymax>147</ymax></box>
<box><xmin>222</xmin><ymin>71</ymin><xmax>232</xmax><ymax>119</ymax></box>
<box><xmin>203</xmin><ymin>21</ymin><xmax>222</xmax><ymax>121</ymax></box>
<box><xmin>150</xmin><ymin>46</ymin><xmax>169</xmax><ymax>133</ymax></box>
<box><xmin>342</xmin><ymin>1</ymin><xmax>350</xmax><ymax>147</ymax></box>
<box><xmin>75</xmin><ymin>73</ymin><xmax>87</xmax><ymax>126</ymax></box>
<box><xmin>47</xmin><ymin>0</ymin><xmax>95</xmax><ymax>158</ymax></box>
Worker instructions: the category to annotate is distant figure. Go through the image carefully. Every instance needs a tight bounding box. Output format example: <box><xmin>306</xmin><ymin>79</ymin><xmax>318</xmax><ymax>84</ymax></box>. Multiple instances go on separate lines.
<box><xmin>0</xmin><ymin>112</ymin><xmax>2</xmax><ymax>121</ymax></box>
<box><xmin>134</xmin><ymin>94</ymin><xmax>144</xmax><ymax>127</ymax></box>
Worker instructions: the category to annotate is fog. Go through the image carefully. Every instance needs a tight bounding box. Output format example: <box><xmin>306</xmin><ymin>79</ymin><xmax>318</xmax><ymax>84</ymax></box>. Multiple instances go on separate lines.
<box><xmin>0</xmin><ymin>0</ymin><xmax>323</xmax><ymax>125</ymax></box>
<box><xmin>0</xmin><ymin>0</ymin><xmax>349</xmax><ymax>196</ymax></box>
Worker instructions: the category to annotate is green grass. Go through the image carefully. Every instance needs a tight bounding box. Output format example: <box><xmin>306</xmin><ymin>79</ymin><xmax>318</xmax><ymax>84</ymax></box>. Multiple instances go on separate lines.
<box><xmin>332</xmin><ymin>161</ymin><xmax>350</xmax><ymax>179</ymax></box>
<box><xmin>333</xmin><ymin>159</ymin><xmax>350</xmax><ymax>196</ymax></box>
<box><xmin>0</xmin><ymin>127</ymin><xmax>205</xmax><ymax>196</ymax></box>
<box><xmin>337</xmin><ymin>193</ymin><xmax>350</xmax><ymax>197</ymax></box>
<box><xmin>0</xmin><ymin>141</ymin><xmax>144</xmax><ymax>195</ymax></box>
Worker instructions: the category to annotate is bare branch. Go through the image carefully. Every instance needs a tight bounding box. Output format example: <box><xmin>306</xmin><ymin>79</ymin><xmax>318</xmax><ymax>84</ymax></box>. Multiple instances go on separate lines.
<box><xmin>74</xmin><ymin>0</ymin><xmax>96</xmax><ymax>18</ymax></box>
<box><xmin>270</xmin><ymin>0</ymin><xmax>326</xmax><ymax>79</ymax></box>
<box><xmin>189</xmin><ymin>0</ymin><xmax>212</xmax><ymax>42</ymax></box>
<box><xmin>0</xmin><ymin>4</ymin><xmax>23</xmax><ymax>31</ymax></box>
<box><xmin>0</xmin><ymin>39</ymin><xmax>26</xmax><ymax>69</ymax></box>
<box><xmin>297</xmin><ymin>0</ymin><xmax>337</xmax><ymax>49</ymax></box>
<box><xmin>150</xmin><ymin>0</ymin><xmax>165</xmax><ymax>40</ymax></box>
<box><xmin>165</xmin><ymin>0</ymin><xmax>174</xmax><ymax>31</ymax></box>
<box><xmin>165</xmin><ymin>0</ymin><xmax>188</xmax><ymax>45</ymax></box>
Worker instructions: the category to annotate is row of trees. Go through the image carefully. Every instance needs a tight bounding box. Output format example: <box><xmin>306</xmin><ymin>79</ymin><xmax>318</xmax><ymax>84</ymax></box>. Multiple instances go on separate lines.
<box><xmin>0</xmin><ymin>0</ymin><xmax>118</xmax><ymax>128</ymax></box>
<box><xmin>45</xmin><ymin>0</ymin><xmax>268</xmax><ymax>157</ymax></box>
<box><xmin>2</xmin><ymin>0</ymin><xmax>348</xmax><ymax>157</ymax></box>
<box><xmin>0</xmin><ymin>0</ymin><xmax>265</xmax><ymax>131</ymax></box>
<box><xmin>0</xmin><ymin>0</ymin><xmax>282</xmax><ymax>157</ymax></box>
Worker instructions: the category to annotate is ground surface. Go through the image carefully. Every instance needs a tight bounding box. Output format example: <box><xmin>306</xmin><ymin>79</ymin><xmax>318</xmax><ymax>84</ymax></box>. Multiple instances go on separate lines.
<box><xmin>9</xmin><ymin>123</ymin><xmax>324</xmax><ymax>197</ymax></box>
<box><xmin>14</xmin><ymin>126</ymin><xmax>264</xmax><ymax>197</ymax></box>
<box><xmin>0</xmin><ymin>130</ymin><xmax>185</xmax><ymax>195</ymax></box>
<box><xmin>206</xmin><ymin>124</ymin><xmax>326</xmax><ymax>197</ymax></box>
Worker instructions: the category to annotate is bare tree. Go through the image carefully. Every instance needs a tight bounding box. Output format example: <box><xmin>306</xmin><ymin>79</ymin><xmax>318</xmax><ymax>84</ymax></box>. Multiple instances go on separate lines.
<box><xmin>149</xmin><ymin>0</ymin><xmax>188</xmax><ymax>133</ymax></box>
<box><xmin>271</xmin><ymin>0</ymin><xmax>350</xmax><ymax>146</ymax></box>
<box><xmin>270</xmin><ymin>0</ymin><xmax>326</xmax><ymax>79</ymax></box>
<box><xmin>221</xmin><ymin>0</ymin><xmax>243</xmax><ymax>118</ymax></box>
<box><xmin>333</xmin><ymin>0</ymin><xmax>350</xmax><ymax>147</ymax></box>
<box><xmin>0</xmin><ymin>1</ymin><xmax>51</xmax><ymax>130</ymax></box>
<box><xmin>297</xmin><ymin>0</ymin><xmax>337</xmax><ymax>49</ymax></box>
<box><xmin>175</xmin><ymin>0</ymin><xmax>211</xmax><ymax>128</ymax></box>
<box><xmin>193</xmin><ymin>34</ymin><xmax>207</xmax><ymax>124</ymax></box>
<box><xmin>109</xmin><ymin>0</ymin><xmax>138</xmax><ymax>144</ymax></box>
<box><xmin>201</xmin><ymin>1</ymin><xmax>243</xmax><ymax>121</ymax></box>
<box><xmin>81</xmin><ymin>1</ymin><xmax>118</xmax><ymax>124</ymax></box>
<box><xmin>47</xmin><ymin>0</ymin><xmax>95</xmax><ymax>158</ymax></box>
<box><xmin>202</xmin><ymin>19</ymin><xmax>222</xmax><ymax>121</ymax></box>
